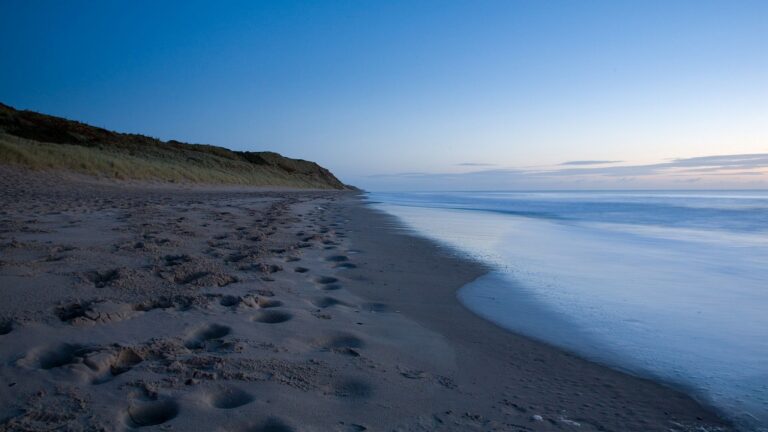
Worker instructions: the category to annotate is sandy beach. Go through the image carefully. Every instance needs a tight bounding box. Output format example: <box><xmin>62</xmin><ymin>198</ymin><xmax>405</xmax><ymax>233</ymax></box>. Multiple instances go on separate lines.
<box><xmin>0</xmin><ymin>166</ymin><xmax>732</xmax><ymax>431</ymax></box>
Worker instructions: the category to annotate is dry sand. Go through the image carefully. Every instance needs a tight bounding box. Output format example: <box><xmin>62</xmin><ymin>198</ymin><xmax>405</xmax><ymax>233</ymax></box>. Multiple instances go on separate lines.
<box><xmin>0</xmin><ymin>166</ymin><xmax>731</xmax><ymax>431</ymax></box>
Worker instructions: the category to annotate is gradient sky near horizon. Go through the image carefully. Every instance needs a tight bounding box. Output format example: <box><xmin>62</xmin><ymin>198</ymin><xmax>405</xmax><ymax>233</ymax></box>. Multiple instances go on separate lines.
<box><xmin>1</xmin><ymin>0</ymin><xmax>767</xmax><ymax>190</ymax></box>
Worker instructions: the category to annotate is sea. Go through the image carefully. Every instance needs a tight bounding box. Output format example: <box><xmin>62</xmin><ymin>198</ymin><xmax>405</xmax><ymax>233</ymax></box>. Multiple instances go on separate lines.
<box><xmin>369</xmin><ymin>190</ymin><xmax>768</xmax><ymax>431</ymax></box>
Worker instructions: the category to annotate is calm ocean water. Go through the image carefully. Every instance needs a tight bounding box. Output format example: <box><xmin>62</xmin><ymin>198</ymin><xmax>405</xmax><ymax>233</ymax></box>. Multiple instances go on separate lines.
<box><xmin>370</xmin><ymin>190</ymin><xmax>768</xmax><ymax>431</ymax></box>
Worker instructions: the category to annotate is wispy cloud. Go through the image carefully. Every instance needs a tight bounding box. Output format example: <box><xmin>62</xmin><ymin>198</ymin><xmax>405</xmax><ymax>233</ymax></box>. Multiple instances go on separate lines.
<box><xmin>545</xmin><ymin>153</ymin><xmax>768</xmax><ymax>177</ymax></box>
<box><xmin>670</xmin><ymin>154</ymin><xmax>768</xmax><ymax>169</ymax></box>
<box><xmin>701</xmin><ymin>171</ymin><xmax>766</xmax><ymax>176</ymax></box>
<box><xmin>456</xmin><ymin>162</ymin><xmax>497</xmax><ymax>166</ymax></box>
<box><xmin>560</xmin><ymin>160</ymin><xmax>622</xmax><ymax>166</ymax></box>
<box><xmin>368</xmin><ymin>168</ymin><xmax>522</xmax><ymax>179</ymax></box>
<box><xmin>357</xmin><ymin>152</ymin><xmax>768</xmax><ymax>191</ymax></box>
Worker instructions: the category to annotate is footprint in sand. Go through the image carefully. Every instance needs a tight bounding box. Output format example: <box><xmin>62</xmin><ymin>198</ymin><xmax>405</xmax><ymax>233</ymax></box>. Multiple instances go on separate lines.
<box><xmin>125</xmin><ymin>399</ymin><xmax>179</xmax><ymax>428</ymax></box>
<box><xmin>163</xmin><ymin>254</ymin><xmax>191</xmax><ymax>266</ymax></box>
<box><xmin>334</xmin><ymin>378</ymin><xmax>373</xmax><ymax>398</ymax></box>
<box><xmin>184</xmin><ymin>323</ymin><xmax>231</xmax><ymax>350</ymax></box>
<box><xmin>84</xmin><ymin>268</ymin><xmax>120</xmax><ymax>288</ymax></box>
<box><xmin>92</xmin><ymin>347</ymin><xmax>144</xmax><ymax>384</ymax></box>
<box><xmin>108</xmin><ymin>347</ymin><xmax>144</xmax><ymax>377</ymax></box>
<box><xmin>253</xmin><ymin>310</ymin><xmax>293</xmax><ymax>324</ymax></box>
<box><xmin>220</xmin><ymin>295</ymin><xmax>241</xmax><ymax>307</ymax></box>
<box><xmin>55</xmin><ymin>301</ymin><xmax>93</xmax><ymax>322</ymax></box>
<box><xmin>28</xmin><ymin>343</ymin><xmax>94</xmax><ymax>370</ymax></box>
<box><xmin>207</xmin><ymin>386</ymin><xmax>254</xmax><ymax>409</ymax></box>
<box><xmin>322</xmin><ymin>333</ymin><xmax>365</xmax><ymax>349</ymax></box>
<box><xmin>0</xmin><ymin>320</ymin><xmax>13</xmax><ymax>335</ymax></box>
<box><xmin>239</xmin><ymin>417</ymin><xmax>295</xmax><ymax>432</ymax></box>
<box><xmin>312</xmin><ymin>297</ymin><xmax>352</xmax><ymax>309</ymax></box>
<box><xmin>325</xmin><ymin>255</ymin><xmax>348</xmax><ymax>262</ymax></box>
<box><xmin>319</xmin><ymin>333</ymin><xmax>365</xmax><ymax>357</ymax></box>
<box><xmin>315</xmin><ymin>276</ymin><xmax>338</xmax><ymax>285</ymax></box>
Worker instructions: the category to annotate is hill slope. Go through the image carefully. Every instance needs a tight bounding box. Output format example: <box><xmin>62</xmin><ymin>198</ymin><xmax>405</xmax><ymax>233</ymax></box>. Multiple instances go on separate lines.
<box><xmin>0</xmin><ymin>103</ymin><xmax>349</xmax><ymax>189</ymax></box>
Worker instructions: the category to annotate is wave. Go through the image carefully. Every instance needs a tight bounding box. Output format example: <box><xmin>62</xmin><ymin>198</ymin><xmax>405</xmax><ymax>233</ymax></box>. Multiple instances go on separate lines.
<box><xmin>371</xmin><ymin>190</ymin><xmax>768</xmax><ymax>431</ymax></box>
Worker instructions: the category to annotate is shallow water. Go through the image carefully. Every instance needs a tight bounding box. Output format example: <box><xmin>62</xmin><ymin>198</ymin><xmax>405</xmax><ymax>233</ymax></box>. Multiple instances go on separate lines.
<box><xmin>370</xmin><ymin>190</ymin><xmax>768</xmax><ymax>431</ymax></box>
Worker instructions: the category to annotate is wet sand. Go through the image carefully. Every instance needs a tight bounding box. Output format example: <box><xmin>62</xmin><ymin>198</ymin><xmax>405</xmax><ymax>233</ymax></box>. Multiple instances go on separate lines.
<box><xmin>0</xmin><ymin>166</ymin><xmax>731</xmax><ymax>431</ymax></box>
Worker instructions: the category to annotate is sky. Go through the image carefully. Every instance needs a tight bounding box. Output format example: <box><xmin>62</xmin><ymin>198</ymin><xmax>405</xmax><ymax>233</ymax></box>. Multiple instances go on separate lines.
<box><xmin>1</xmin><ymin>0</ymin><xmax>767</xmax><ymax>190</ymax></box>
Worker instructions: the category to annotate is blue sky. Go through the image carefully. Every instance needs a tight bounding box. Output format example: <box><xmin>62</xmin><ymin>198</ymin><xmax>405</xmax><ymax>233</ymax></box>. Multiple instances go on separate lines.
<box><xmin>1</xmin><ymin>0</ymin><xmax>767</xmax><ymax>190</ymax></box>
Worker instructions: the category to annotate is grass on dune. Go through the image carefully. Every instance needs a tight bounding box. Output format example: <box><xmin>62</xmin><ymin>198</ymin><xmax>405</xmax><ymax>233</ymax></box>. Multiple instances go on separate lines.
<box><xmin>0</xmin><ymin>133</ymin><xmax>335</xmax><ymax>188</ymax></box>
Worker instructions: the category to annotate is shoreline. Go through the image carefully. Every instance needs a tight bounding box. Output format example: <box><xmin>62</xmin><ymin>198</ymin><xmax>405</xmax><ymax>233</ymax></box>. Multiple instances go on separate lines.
<box><xmin>339</xmin><ymin>195</ymin><xmax>733</xmax><ymax>431</ymax></box>
<box><xmin>0</xmin><ymin>169</ymin><xmax>732</xmax><ymax>431</ymax></box>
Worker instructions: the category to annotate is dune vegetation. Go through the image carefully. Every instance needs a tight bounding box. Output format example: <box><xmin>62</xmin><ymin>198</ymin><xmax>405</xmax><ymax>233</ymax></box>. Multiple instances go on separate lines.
<box><xmin>0</xmin><ymin>103</ymin><xmax>349</xmax><ymax>189</ymax></box>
